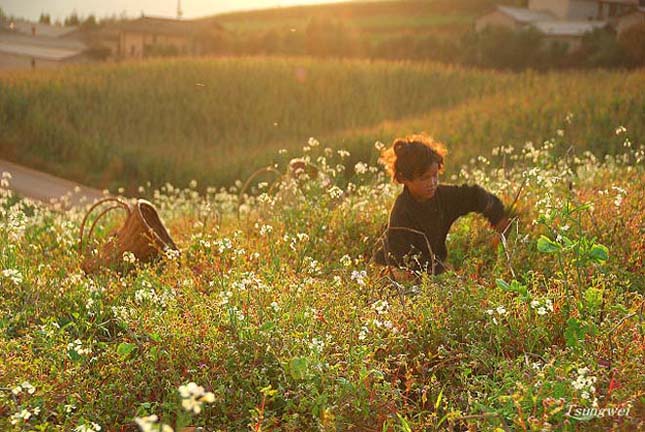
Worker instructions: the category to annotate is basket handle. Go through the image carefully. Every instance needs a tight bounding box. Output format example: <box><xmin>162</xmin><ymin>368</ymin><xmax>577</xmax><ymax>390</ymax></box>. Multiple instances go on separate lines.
<box><xmin>79</xmin><ymin>198</ymin><xmax>131</xmax><ymax>256</ymax></box>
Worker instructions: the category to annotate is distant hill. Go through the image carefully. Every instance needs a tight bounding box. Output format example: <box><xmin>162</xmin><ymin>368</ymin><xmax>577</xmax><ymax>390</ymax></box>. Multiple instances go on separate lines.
<box><xmin>202</xmin><ymin>0</ymin><xmax>524</xmax><ymax>39</ymax></box>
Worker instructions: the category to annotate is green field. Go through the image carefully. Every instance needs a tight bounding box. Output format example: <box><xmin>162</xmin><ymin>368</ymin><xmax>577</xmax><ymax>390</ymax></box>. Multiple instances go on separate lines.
<box><xmin>210</xmin><ymin>0</ymin><xmax>504</xmax><ymax>48</ymax></box>
<box><xmin>1</xmin><ymin>24</ymin><xmax>644</xmax><ymax>430</ymax></box>
<box><xmin>0</xmin><ymin>58</ymin><xmax>643</xmax><ymax>192</ymax></box>
<box><xmin>1</xmin><ymin>128</ymin><xmax>643</xmax><ymax>430</ymax></box>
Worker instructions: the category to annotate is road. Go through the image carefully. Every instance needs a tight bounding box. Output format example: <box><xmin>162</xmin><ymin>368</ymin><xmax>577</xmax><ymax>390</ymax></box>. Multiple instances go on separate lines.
<box><xmin>0</xmin><ymin>159</ymin><xmax>104</xmax><ymax>207</ymax></box>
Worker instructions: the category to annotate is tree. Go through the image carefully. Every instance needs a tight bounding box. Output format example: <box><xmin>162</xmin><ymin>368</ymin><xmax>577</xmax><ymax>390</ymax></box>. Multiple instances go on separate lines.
<box><xmin>618</xmin><ymin>23</ymin><xmax>645</xmax><ymax>66</ymax></box>
<box><xmin>39</xmin><ymin>13</ymin><xmax>51</xmax><ymax>25</ymax></box>
<box><xmin>64</xmin><ymin>11</ymin><xmax>80</xmax><ymax>27</ymax></box>
<box><xmin>81</xmin><ymin>14</ymin><xmax>98</xmax><ymax>29</ymax></box>
<box><xmin>580</xmin><ymin>28</ymin><xmax>627</xmax><ymax>68</ymax></box>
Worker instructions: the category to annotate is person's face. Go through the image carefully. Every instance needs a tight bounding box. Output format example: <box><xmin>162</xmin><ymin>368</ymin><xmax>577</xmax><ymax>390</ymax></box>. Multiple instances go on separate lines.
<box><xmin>402</xmin><ymin>162</ymin><xmax>439</xmax><ymax>201</ymax></box>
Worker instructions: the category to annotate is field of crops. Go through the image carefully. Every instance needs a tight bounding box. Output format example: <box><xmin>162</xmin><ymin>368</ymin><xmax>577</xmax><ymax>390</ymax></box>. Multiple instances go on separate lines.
<box><xmin>1</xmin><ymin>125</ymin><xmax>643</xmax><ymax>430</ymax></box>
<box><xmin>1</xmin><ymin>58</ymin><xmax>644</xmax><ymax>194</ymax></box>
<box><xmin>212</xmin><ymin>0</ymin><xmax>496</xmax><ymax>35</ymax></box>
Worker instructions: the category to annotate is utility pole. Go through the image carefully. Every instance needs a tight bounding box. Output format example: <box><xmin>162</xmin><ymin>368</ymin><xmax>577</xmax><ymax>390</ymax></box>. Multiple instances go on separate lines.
<box><xmin>177</xmin><ymin>0</ymin><xmax>183</xmax><ymax>19</ymax></box>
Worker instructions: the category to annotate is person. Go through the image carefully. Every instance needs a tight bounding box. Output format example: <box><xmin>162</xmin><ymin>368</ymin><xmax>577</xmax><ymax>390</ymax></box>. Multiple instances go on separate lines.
<box><xmin>373</xmin><ymin>134</ymin><xmax>510</xmax><ymax>279</ymax></box>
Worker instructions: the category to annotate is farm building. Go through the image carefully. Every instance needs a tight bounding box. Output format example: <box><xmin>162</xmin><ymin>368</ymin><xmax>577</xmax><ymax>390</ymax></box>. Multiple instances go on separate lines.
<box><xmin>532</xmin><ymin>20</ymin><xmax>608</xmax><ymax>51</ymax></box>
<box><xmin>0</xmin><ymin>20</ymin><xmax>91</xmax><ymax>69</ymax></box>
<box><xmin>476</xmin><ymin>0</ymin><xmax>643</xmax><ymax>52</ymax></box>
<box><xmin>105</xmin><ymin>16</ymin><xmax>225</xmax><ymax>59</ymax></box>
<box><xmin>475</xmin><ymin>6</ymin><xmax>554</xmax><ymax>32</ymax></box>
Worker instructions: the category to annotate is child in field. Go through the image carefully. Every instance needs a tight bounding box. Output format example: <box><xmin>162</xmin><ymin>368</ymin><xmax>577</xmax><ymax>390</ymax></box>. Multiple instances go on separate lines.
<box><xmin>374</xmin><ymin>134</ymin><xmax>509</xmax><ymax>278</ymax></box>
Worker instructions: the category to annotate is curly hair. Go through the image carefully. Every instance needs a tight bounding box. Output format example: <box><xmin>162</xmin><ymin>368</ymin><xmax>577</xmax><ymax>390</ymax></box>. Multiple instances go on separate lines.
<box><xmin>379</xmin><ymin>134</ymin><xmax>447</xmax><ymax>183</ymax></box>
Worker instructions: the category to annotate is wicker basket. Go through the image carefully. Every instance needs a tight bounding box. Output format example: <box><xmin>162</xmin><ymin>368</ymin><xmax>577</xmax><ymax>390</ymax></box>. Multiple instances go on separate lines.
<box><xmin>79</xmin><ymin>198</ymin><xmax>178</xmax><ymax>274</ymax></box>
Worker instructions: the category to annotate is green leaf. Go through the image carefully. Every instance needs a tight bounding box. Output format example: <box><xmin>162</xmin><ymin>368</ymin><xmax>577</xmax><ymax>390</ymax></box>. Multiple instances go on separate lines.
<box><xmin>537</xmin><ymin>235</ymin><xmax>560</xmax><ymax>254</ymax></box>
<box><xmin>396</xmin><ymin>413</ymin><xmax>412</xmax><ymax>432</ymax></box>
<box><xmin>435</xmin><ymin>387</ymin><xmax>444</xmax><ymax>410</ymax></box>
<box><xmin>584</xmin><ymin>287</ymin><xmax>603</xmax><ymax>311</ymax></box>
<box><xmin>564</xmin><ymin>318</ymin><xmax>586</xmax><ymax>348</ymax></box>
<box><xmin>497</xmin><ymin>279</ymin><xmax>529</xmax><ymax>300</ymax></box>
<box><xmin>68</xmin><ymin>349</ymin><xmax>81</xmax><ymax>362</ymax></box>
<box><xmin>588</xmin><ymin>244</ymin><xmax>609</xmax><ymax>263</ymax></box>
<box><xmin>289</xmin><ymin>357</ymin><xmax>308</xmax><ymax>380</ymax></box>
<box><xmin>510</xmin><ymin>280</ymin><xmax>528</xmax><ymax>298</ymax></box>
<box><xmin>496</xmin><ymin>279</ymin><xmax>510</xmax><ymax>291</ymax></box>
<box><xmin>148</xmin><ymin>333</ymin><xmax>162</xmax><ymax>343</ymax></box>
<box><xmin>260</xmin><ymin>321</ymin><xmax>275</xmax><ymax>332</ymax></box>
<box><xmin>117</xmin><ymin>342</ymin><xmax>136</xmax><ymax>358</ymax></box>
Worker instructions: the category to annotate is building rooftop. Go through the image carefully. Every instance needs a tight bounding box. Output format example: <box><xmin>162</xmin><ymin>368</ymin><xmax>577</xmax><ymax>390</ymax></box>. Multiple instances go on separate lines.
<box><xmin>532</xmin><ymin>21</ymin><xmax>609</xmax><ymax>36</ymax></box>
<box><xmin>0</xmin><ymin>33</ymin><xmax>86</xmax><ymax>61</ymax></box>
<box><xmin>497</xmin><ymin>6</ymin><xmax>555</xmax><ymax>23</ymax></box>
<box><xmin>3</xmin><ymin>20</ymin><xmax>78</xmax><ymax>38</ymax></box>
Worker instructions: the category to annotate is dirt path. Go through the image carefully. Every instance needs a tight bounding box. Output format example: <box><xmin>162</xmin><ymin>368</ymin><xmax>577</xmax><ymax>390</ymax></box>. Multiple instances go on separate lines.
<box><xmin>0</xmin><ymin>159</ymin><xmax>104</xmax><ymax>207</ymax></box>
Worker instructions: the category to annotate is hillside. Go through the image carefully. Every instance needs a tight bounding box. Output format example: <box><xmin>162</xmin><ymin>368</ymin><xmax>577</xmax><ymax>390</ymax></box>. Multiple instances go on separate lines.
<box><xmin>207</xmin><ymin>0</ymin><xmax>521</xmax><ymax>38</ymax></box>
<box><xmin>0</xmin><ymin>58</ymin><xmax>643</xmax><ymax>193</ymax></box>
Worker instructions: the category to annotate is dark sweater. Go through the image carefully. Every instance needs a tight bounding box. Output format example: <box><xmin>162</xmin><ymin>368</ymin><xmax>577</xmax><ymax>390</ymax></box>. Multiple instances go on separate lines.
<box><xmin>374</xmin><ymin>183</ymin><xmax>505</xmax><ymax>275</ymax></box>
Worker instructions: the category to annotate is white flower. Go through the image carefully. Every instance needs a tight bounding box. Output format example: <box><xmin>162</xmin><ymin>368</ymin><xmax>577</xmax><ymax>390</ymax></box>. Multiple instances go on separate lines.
<box><xmin>328</xmin><ymin>186</ymin><xmax>343</xmax><ymax>199</ymax></box>
<box><xmin>67</xmin><ymin>339</ymin><xmax>92</xmax><ymax>356</ymax></box>
<box><xmin>122</xmin><ymin>251</ymin><xmax>136</xmax><ymax>264</ymax></box>
<box><xmin>165</xmin><ymin>248</ymin><xmax>180</xmax><ymax>260</ymax></box>
<box><xmin>308</xmin><ymin>137</ymin><xmax>320</xmax><ymax>147</ymax></box>
<box><xmin>615</xmin><ymin>125</ymin><xmax>626</xmax><ymax>135</ymax></box>
<box><xmin>354</xmin><ymin>162</ymin><xmax>368</xmax><ymax>175</ymax></box>
<box><xmin>2</xmin><ymin>268</ymin><xmax>23</xmax><ymax>285</ymax></box>
<box><xmin>340</xmin><ymin>255</ymin><xmax>352</xmax><ymax>267</ymax></box>
<box><xmin>372</xmin><ymin>300</ymin><xmax>389</xmax><ymax>315</ymax></box>
<box><xmin>270</xmin><ymin>301</ymin><xmax>280</xmax><ymax>312</ymax></box>
<box><xmin>337</xmin><ymin>150</ymin><xmax>350</xmax><ymax>158</ymax></box>
<box><xmin>135</xmin><ymin>415</ymin><xmax>174</xmax><ymax>432</ymax></box>
<box><xmin>259</xmin><ymin>224</ymin><xmax>273</xmax><ymax>236</ymax></box>
<box><xmin>350</xmin><ymin>270</ymin><xmax>367</xmax><ymax>286</ymax></box>
<box><xmin>496</xmin><ymin>306</ymin><xmax>507</xmax><ymax>315</ymax></box>
<box><xmin>374</xmin><ymin>141</ymin><xmax>385</xmax><ymax>151</ymax></box>
<box><xmin>309</xmin><ymin>337</ymin><xmax>325</xmax><ymax>353</ymax></box>
<box><xmin>74</xmin><ymin>422</ymin><xmax>101</xmax><ymax>432</ymax></box>
<box><xmin>537</xmin><ymin>307</ymin><xmax>547</xmax><ymax>316</ymax></box>
<box><xmin>530</xmin><ymin>300</ymin><xmax>540</xmax><ymax>309</ymax></box>
<box><xmin>10</xmin><ymin>409</ymin><xmax>32</xmax><ymax>425</ymax></box>
<box><xmin>218</xmin><ymin>290</ymin><xmax>232</xmax><ymax>306</ymax></box>
<box><xmin>21</xmin><ymin>381</ymin><xmax>35</xmax><ymax>394</ymax></box>
<box><xmin>178</xmin><ymin>382</ymin><xmax>215</xmax><ymax>414</ymax></box>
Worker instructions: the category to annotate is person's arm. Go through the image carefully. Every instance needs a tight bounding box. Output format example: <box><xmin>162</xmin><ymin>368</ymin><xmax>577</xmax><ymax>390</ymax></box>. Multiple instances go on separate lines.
<box><xmin>442</xmin><ymin>184</ymin><xmax>506</xmax><ymax>227</ymax></box>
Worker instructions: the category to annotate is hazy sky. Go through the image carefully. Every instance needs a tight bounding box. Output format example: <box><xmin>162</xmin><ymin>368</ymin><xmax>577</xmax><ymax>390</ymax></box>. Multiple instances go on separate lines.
<box><xmin>2</xmin><ymin>0</ymin><xmax>349</xmax><ymax>21</ymax></box>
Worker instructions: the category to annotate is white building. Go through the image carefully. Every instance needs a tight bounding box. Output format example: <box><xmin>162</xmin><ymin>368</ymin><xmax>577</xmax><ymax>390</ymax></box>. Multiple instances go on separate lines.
<box><xmin>0</xmin><ymin>20</ymin><xmax>90</xmax><ymax>69</ymax></box>
<box><xmin>476</xmin><ymin>0</ymin><xmax>643</xmax><ymax>52</ymax></box>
